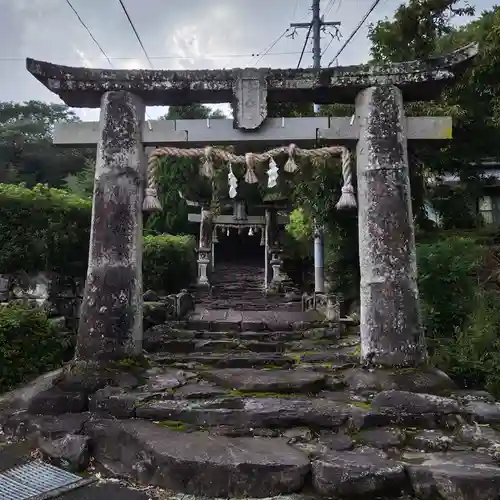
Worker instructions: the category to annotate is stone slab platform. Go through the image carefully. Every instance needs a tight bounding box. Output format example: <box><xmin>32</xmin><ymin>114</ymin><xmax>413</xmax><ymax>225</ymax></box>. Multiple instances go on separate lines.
<box><xmin>187</xmin><ymin>308</ymin><xmax>324</xmax><ymax>331</ymax></box>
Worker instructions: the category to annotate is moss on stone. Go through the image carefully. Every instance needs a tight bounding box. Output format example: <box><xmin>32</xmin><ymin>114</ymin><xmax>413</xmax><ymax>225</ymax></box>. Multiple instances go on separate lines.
<box><xmin>229</xmin><ymin>390</ymin><xmax>299</xmax><ymax>398</ymax></box>
<box><xmin>349</xmin><ymin>401</ymin><xmax>372</xmax><ymax>410</ymax></box>
<box><xmin>157</xmin><ymin>420</ymin><xmax>187</xmax><ymax>431</ymax></box>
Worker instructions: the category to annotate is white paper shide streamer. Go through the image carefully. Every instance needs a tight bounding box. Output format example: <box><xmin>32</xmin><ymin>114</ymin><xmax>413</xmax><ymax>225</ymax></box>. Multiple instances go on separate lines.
<box><xmin>267</xmin><ymin>157</ymin><xmax>279</xmax><ymax>189</ymax></box>
<box><xmin>228</xmin><ymin>163</ymin><xmax>238</xmax><ymax>199</ymax></box>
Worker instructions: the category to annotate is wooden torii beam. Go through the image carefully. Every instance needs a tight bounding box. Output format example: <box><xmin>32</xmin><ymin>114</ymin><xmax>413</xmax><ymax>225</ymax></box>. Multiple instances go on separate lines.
<box><xmin>25</xmin><ymin>42</ymin><xmax>478</xmax><ymax>370</ymax></box>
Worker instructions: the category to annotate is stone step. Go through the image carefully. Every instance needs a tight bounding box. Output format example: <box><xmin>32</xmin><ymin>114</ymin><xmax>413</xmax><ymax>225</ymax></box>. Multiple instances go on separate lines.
<box><xmin>200</xmin><ymin>368</ymin><xmax>327</xmax><ymax>393</ymax></box>
<box><xmin>144</xmin><ymin>335</ymin><xmax>356</xmax><ymax>357</ymax></box>
<box><xmin>150</xmin><ymin>351</ymin><xmax>295</xmax><ymax>369</ymax></box>
<box><xmin>85</xmin><ymin>418</ymin><xmax>310</xmax><ymax>497</ymax></box>
<box><xmin>134</xmin><ymin>396</ymin><xmax>362</xmax><ymax>429</ymax></box>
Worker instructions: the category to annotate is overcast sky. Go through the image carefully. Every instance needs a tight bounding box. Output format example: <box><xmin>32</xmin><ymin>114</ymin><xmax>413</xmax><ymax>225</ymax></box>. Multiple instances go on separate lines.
<box><xmin>0</xmin><ymin>0</ymin><xmax>496</xmax><ymax>121</ymax></box>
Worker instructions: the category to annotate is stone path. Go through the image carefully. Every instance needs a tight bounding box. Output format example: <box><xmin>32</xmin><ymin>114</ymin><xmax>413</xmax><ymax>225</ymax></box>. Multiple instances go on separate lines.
<box><xmin>196</xmin><ymin>263</ymin><xmax>302</xmax><ymax>311</ymax></box>
<box><xmin>3</xmin><ymin>313</ymin><xmax>500</xmax><ymax>498</ymax></box>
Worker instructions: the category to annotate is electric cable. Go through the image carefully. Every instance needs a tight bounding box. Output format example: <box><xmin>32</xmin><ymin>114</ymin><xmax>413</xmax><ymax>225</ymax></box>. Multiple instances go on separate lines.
<box><xmin>327</xmin><ymin>0</ymin><xmax>383</xmax><ymax>66</ymax></box>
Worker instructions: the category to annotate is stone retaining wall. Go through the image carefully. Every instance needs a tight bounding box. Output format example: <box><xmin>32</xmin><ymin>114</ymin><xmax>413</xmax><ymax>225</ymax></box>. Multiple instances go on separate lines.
<box><xmin>0</xmin><ymin>272</ymin><xmax>195</xmax><ymax>332</ymax></box>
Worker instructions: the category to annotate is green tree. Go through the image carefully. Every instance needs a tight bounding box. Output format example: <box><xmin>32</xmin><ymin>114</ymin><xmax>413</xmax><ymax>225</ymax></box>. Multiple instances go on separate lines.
<box><xmin>367</xmin><ymin>1</ymin><xmax>500</xmax><ymax>229</ymax></box>
<box><xmin>0</xmin><ymin>101</ymin><xmax>92</xmax><ymax>187</ymax></box>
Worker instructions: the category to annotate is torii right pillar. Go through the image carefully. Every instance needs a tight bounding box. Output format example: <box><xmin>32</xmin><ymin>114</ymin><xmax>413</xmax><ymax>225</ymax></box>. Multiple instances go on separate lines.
<box><xmin>356</xmin><ymin>85</ymin><xmax>427</xmax><ymax>367</ymax></box>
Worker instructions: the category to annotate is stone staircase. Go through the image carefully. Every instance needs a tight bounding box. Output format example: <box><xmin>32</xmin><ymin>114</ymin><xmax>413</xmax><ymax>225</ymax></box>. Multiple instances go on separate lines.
<box><xmin>196</xmin><ymin>262</ymin><xmax>302</xmax><ymax>311</ymax></box>
<box><xmin>4</xmin><ymin>311</ymin><xmax>500</xmax><ymax>499</ymax></box>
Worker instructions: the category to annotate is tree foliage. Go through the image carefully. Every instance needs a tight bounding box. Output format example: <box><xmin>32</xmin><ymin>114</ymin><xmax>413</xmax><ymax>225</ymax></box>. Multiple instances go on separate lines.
<box><xmin>0</xmin><ymin>101</ymin><xmax>92</xmax><ymax>187</ymax></box>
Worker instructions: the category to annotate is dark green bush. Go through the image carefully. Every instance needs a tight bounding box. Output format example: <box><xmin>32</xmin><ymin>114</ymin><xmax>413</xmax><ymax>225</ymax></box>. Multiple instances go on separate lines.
<box><xmin>0</xmin><ymin>183</ymin><xmax>91</xmax><ymax>277</ymax></box>
<box><xmin>0</xmin><ymin>303</ymin><xmax>68</xmax><ymax>392</ymax></box>
<box><xmin>417</xmin><ymin>235</ymin><xmax>500</xmax><ymax>397</ymax></box>
<box><xmin>143</xmin><ymin>234</ymin><xmax>196</xmax><ymax>293</ymax></box>
<box><xmin>0</xmin><ymin>183</ymin><xmax>197</xmax><ymax>294</ymax></box>
<box><xmin>417</xmin><ymin>236</ymin><xmax>482</xmax><ymax>344</ymax></box>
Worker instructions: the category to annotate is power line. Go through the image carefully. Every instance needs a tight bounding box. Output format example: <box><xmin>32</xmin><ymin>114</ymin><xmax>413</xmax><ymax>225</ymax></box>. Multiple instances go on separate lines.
<box><xmin>327</xmin><ymin>0</ymin><xmax>383</xmax><ymax>66</ymax></box>
<box><xmin>324</xmin><ymin>0</ymin><xmax>337</xmax><ymax>17</ymax></box>
<box><xmin>117</xmin><ymin>0</ymin><xmax>154</xmax><ymax>69</ymax></box>
<box><xmin>297</xmin><ymin>25</ymin><xmax>312</xmax><ymax>69</ymax></box>
<box><xmin>252</xmin><ymin>28</ymin><xmax>291</xmax><ymax>66</ymax></box>
<box><xmin>2</xmin><ymin>51</ymin><xmax>311</xmax><ymax>64</ymax></box>
<box><xmin>64</xmin><ymin>0</ymin><xmax>114</xmax><ymax>67</ymax></box>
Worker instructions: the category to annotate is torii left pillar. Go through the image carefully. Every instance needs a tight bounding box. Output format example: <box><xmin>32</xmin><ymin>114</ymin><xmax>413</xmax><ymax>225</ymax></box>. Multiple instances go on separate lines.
<box><xmin>75</xmin><ymin>91</ymin><xmax>145</xmax><ymax>363</ymax></box>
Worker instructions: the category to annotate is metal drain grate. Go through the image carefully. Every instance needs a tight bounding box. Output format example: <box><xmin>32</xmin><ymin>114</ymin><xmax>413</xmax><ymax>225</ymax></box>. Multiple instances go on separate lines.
<box><xmin>0</xmin><ymin>460</ymin><xmax>94</xmax><ymax>500</ymax></box>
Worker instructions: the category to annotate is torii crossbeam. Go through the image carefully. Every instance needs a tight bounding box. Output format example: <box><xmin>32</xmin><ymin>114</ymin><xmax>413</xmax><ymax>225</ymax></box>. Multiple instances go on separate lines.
<box><xmin>26</xmin><ymin>43</ymin><xmax>478</xmax><ymax>368</ymax></box>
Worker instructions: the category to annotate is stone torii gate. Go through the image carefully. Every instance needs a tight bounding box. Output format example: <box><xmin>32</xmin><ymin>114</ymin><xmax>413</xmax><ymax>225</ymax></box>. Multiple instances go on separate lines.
<box><xmin>26</xmin><ymin>43</ymin><xmax>477</xmax><ymax>368</ymax></box>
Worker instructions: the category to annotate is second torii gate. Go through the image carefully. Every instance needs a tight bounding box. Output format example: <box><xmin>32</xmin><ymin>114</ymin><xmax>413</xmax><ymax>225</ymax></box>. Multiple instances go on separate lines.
<box><xmin>26</xmin><ymin>42</ymin><xmax>477</xmax><ymax>368</ymax></box>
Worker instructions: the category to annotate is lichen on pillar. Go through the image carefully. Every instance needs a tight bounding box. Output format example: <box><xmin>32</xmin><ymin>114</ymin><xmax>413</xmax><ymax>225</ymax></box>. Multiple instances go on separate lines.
<box><xmin>356</xmin><ymin>85</ymin><xmax>427</xmax><ymax>368</ymax></box>
<box><xmin>75</xmin><ymin>90</ymin><xmax>145</xmax><ymax>364</ymax></box>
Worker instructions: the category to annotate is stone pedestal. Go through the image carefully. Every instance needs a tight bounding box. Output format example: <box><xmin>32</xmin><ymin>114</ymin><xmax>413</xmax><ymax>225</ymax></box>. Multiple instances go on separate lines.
<box><xmin>197</xmin><ymin>249</ymin><xmax>210</xmax><ymax>288</ymax></box>
<box><xmin>356</xmin><ymin>85</ymin><xmax>427</xmax><ymax>367</ymax></box>
<box><xmin>75</xmin><ymin>91</ymin><xmax>145</xmax><ymax>363</ymax></box>
<box><xmin>197</xmin><ymin>208</ymin><xmax>213</xmax><ymax>287</ymax></box>
<box><xmin>268</xmin><ymin>249</ymin><xmax>284</xmax><ymax>291</ymax></box>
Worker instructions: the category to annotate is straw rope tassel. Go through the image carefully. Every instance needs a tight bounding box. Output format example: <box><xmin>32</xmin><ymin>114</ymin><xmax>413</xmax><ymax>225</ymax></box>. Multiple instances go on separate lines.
<box><xmin>143</xmin><ymin>150</ymin><xmax>162</xmax><ymax>213</ymax></box>
<box><xmin>284</xmin><ymin>143</ymin><xmax>299</xmax><ymax>173</ymax></box>
<box><xmin>244</xmin><ymin>153</ymin><xmax>258</xmax><ymax>184</ymax></box>
<box><xmin>335</xmin><ymin>147</ymin><xmax>357</xmax><ymax>210</ymax></box>
<box><xmin>200</xmin><ymin>145</ymin><xmax>215</xmax><ymax>178</ymax></box>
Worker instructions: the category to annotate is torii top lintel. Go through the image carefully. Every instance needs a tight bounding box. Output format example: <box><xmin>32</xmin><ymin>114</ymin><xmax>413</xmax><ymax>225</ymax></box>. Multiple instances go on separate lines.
<box><xmin>27</xmin><ymin>43</ymin><xmax>477</xmax><ymax>130</ymax></box>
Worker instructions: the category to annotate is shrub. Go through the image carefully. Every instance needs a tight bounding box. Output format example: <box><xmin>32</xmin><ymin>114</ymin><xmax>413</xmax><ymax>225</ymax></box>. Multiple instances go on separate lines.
<box><xmin>0</xmin><ymin>303</ymin><xmax>68</xmax><ymax>392</ymax></box>
<box><xmin>0</xmin><ymin>183</ymin><xmax>91</xmax><ymax>277</ymax></box>
<box><xmin>417</xmin><ymin>235</ymin><xmax>500</xmax><ymax>397</ymax></box>
<box><xmin>417</xmin><ymin>236</ymin><xmax>483</xmax><ymax>345</ymax></box>
<box><xmin>0</xmin><ymin>183</ymin><xmax>198</xmax><ymax>294</ymax></box>
<box><xmin>143</xmin><ymin>234</ymin><xmax>196</xmax><ymax>294</ymax></box>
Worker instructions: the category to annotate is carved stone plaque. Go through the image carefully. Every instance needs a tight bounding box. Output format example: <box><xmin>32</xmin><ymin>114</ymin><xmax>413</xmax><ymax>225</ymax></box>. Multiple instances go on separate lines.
<box><xmin>233</xmin><ymin>70</ymin><xmax>268</xmax><ymax>130</ymax></box>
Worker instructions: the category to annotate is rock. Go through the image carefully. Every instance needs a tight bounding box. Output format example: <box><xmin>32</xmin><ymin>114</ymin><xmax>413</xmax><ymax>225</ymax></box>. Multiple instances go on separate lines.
<box><xmin>465</xmin><ymin>401</ymin><xmax>500</xmax><ymax>425</ymax></box>
<box><xmin>146</xmin><ymin>370</ymin><xmax>187</xmax><ymax>392</ymax></box>
<box><xmin>89</xmin><ymin>387</ymin><xmax>162</xmax><ymax>418</ymax></box>
<box><xmin>136</xmin><ymin>397</ymin><xmax>354</xmax><ymax>429</ymax></box>
<box><xmin>202</xmin><ymin>369</ymin><xmax>325</xmax><ymax>394</ymax></box>
<box><xmin>194</xmin><ymin>340</ymin><xmax>241</xmax><ymax>352</ymax></box>
<box><xmin>457</xmin><ymin>424</ymin><xmax>500</xmax><ymax>448</ymax></box>
<box><xmin>85</xmin><ymin>418</ymin><xmax>310</xmax><ymax>497</ymax></box>
<box><xmin>343</xmin><ymin>367</ymin><xmax>456</xmax><ymax>395</ymax></box>
<box><xmin>174</xmin><ymin>383</ymin><xmax>227</xmax><ymax>399</ymax></box>
<box><xmin>283</xmin><ymin>427</ymin><xmax>313</xmax><ymax>443</ymax></box>
<box><xmin>38</xmin><ymin>433</ymin><xmax>90</xmax><ymax>472</ymax></box>
<box><xmin>371</xmin><ymin>390</ymin><xmax>461</xmax><ymax>415</ymax></box>
<box><xmin>407</xmin><ymin>462</ymin><xmax>500</xmax><ymax>500</ymax></box>
<box><xmin>0</xmin><ymin>368</ymin><xmax>62</xmax><ymax>411</ymax></box>
<box><xmin>177</xmin><ymin>291</ymin><xmax>195</xmax><ymax>317</ymax></box>
<box><xmin>312</xmin><ymin>450</ymin><xmax>409</xmax><ymax>497</ymax></box>
<box><xmin>407</xmin><ymin>429</ymin><xmax>454</xmax><ymax>452</ymax></box>
<box><xmin>0</xmin><ymin>274</ymin><xmax>10</xmax><ymax>301</ymax></box>
<box><xmin>154</xmin><ymin>352</ymin><xmax>293</xmax><ymax>369</ymax></box>
<box><xmin>27</xmin><ymin>387</ymin><xmax>87</xmax><ymax>415</ymax></box>
<box><xmin>318</xmin><ymin>431</ymin><xmax>354</xmax><ymax>451</ymax></box>
<box><xmin>143</xmin><ymin>301</ymin><xmax>173</xmax><ymax>327</ymax></box>
<box><xmin>357</xmin><ymin>427</ymin><xmax>405</xmax><ymax>450</ymax></box>
<box><xmin>143</xmin><ymin>289</ymin><xmax>159</xmax><ymax>302</ymax></box>
<box><xmin>401</xmin><ymin>451</ymin><xmax>498</xmax><ymax>467</ymax></box>
<box><xmin>452</xmin><ymin>390</ymin><xmax>495</xmax><ymax>404</ymax></box>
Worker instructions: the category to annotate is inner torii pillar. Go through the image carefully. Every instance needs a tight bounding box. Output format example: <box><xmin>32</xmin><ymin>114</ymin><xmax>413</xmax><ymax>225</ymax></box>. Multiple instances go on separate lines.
<box><xmin>356</xmin><ymin>85</ymin><xmax>426</xmax><ymax>367</ymax></box>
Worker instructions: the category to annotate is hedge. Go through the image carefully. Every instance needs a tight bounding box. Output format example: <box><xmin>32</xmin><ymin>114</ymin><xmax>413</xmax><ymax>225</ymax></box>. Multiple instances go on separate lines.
<box><xmin>143</xmin><ymin>234</ymin><xmax>196</xmax><ymax>293</ymax></box>
<box><xmin>0</xmin><ymin>183</ymin><xmax>196</xmax><ymax>292</ymax></box>
<box><xmin>0</xmin><ymin>303</ymin><xmax>69</xmax><ymax>392</ymax></box>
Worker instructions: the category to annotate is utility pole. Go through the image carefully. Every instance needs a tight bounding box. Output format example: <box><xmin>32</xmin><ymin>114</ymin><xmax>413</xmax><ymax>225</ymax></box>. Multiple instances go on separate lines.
<box><xmin>291</xmin><ymin>0</ymin><xmax>341</xmax><ymax>294</ymax></box>
<box><xmin>291</xmin><ymin>0</ymin><xmax>341</xmax><ymax>72</ymax></box>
